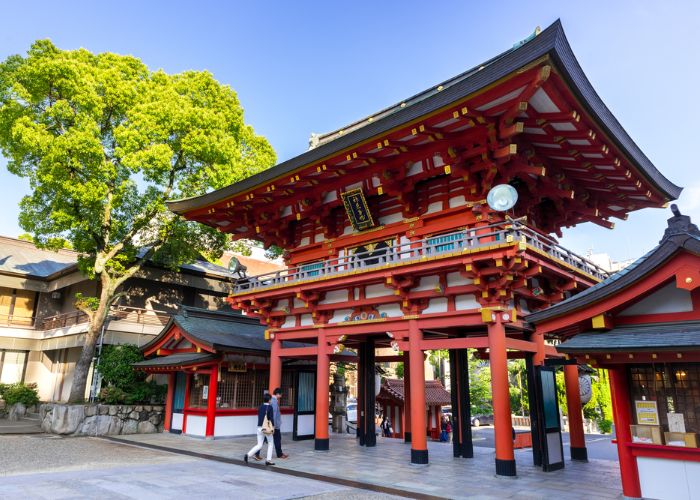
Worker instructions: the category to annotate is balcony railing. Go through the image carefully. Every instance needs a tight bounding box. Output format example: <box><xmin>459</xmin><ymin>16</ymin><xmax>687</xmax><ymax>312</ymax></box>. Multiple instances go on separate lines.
<box><xmin>232</xmin><ymin>221</ymin><xmax>609</xmax><ymax>294</ymax></box>
<box><xmin>41</xmin><ymin>305</ymin><xmax>171</xmax><ymax>330</ymax></box>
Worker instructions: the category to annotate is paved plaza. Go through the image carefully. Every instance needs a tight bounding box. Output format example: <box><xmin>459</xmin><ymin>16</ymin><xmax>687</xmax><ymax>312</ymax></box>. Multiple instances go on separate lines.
<box><xmin>0</xmin><ymin>434</ymin><xmax>396</xmax><ymax>499</ymax></box>
<box><xmin>113</xmin><ymin>431</ymin><xmax>622</xmax><ymax>499</ymax></box>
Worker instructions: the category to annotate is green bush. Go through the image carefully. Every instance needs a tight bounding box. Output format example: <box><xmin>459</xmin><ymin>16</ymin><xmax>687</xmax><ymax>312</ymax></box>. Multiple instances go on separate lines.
<box><xmin>97</xmin><ymin>345</ymin><xmax>166</xmax><ymax>404</ymax></box>
<box><xmin>598</xmin><ymin>418</ymin><xmax>613</xmax><ymax>434</ymax></box>
<box><xmin>1</xmin><ymin>382</ymin><xmax>40</xmax><ymax>406</ymax></box>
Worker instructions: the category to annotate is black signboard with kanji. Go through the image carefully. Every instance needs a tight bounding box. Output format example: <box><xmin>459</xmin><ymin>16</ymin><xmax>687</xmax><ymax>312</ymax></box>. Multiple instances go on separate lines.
<box><xmin>341</xmin><ymin>188</ymin><xmax>376</xmax><ymax>232</ymax></box>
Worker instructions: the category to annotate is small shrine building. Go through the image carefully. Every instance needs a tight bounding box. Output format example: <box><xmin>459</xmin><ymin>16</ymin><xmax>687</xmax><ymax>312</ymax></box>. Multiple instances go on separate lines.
<box><xmin>377</xmin><ymin>378</ymin><xmax>452</xmax><ymax>440</ymax></box>
<box><xmin>134</xmin><ymin>306</ymin><xmax>316</xmax><ymax>440</ymax></box>
<box><xmin>167</xmin><ymin>20</ymin><xmax>680</xmax><ymax>476</ymax></box>
<box><xmin>528</xmin><ymin>208</ymin><xmax>700</xmax><ymax>500</ymax></box>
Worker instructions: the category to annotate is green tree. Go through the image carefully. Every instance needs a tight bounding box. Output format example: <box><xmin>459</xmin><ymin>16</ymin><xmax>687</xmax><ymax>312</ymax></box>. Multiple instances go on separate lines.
<box><xmin>469</xmin><ymin>351</ymin><xmax>492</xmax><ymax>415</ymax></box>
<box><xmin>0</xmin><ymin>41</ymin><xmax>275</xmax><ymax>402</ymax></box>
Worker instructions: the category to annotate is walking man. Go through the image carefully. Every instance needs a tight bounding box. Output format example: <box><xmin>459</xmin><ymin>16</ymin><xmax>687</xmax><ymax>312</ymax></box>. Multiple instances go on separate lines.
<box><xmin>271</xmin><ymin>387</ymin><xmax>289</xmax><ymax>459</ymax></box>
<box><xmin>255</xmin><ymin>387</ymin><xmax>289</xmax><ymax>460</ymax></box>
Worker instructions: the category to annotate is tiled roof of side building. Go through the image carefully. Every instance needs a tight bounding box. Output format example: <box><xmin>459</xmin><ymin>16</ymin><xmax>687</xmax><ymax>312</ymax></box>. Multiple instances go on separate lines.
<box><xmin>0</xmin><ymin>236</ymin><xmax>78</xmax><ymax>279</ymax></box>
<box><xmin>141</xmin><ymin>306</ymin><xmax>309</xmax><ymax>354</ymax></box>
<box><xmin>380</xmin><ymin>378</ymin><xmax>452</xmax><ymax>406</ymax></box>
<box><xmin>167</xmin><ymin>19</ymin><xmax>681</xmax><ymax>216</ymax></box>
<box><xmin>557</xmin><ymin>321</ymin><xmax>700</xmax><ymax>353</ymax></box>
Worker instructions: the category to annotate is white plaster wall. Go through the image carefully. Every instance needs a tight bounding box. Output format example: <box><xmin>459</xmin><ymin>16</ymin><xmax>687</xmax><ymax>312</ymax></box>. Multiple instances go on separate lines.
<box><xmin>296</xmin><ymin>414</ymin><xmax>315</xmax><ymax>436</ymax></box>
<box><xmin>330</xmin><ymin>309</ymin><xmax>353</xmax><ymax>324</ymax></box>
<box><xmin>300</xmin><ymin>314</ymin><xmax>314</xmax><ymax>326</ymax></box>
<box><xmin>449</xmin><ymin>195</ymin><xmax>467</xmax><ymax>208</ymax></box>
<box><xmin>186</xmin><ymin>415</ymin><xmax>207</xmax><ymax>437</ymax></box>
<box><xmin>619</xmin><ymin>282</ymin><xmax>693</xmax><ymax>316</ymax></box>
<box><xmin>378</xmin><ymin>212</ymin><xmax>403</xmax><ymax>225</ymax></box>
<box><xmin>426</xmin><ymin>202</ymin><xmax>443</xmax><ymax>214</ymax></box>
<box><xmin>314</xmin><ymin>233</ymin><xmax>325</xmax><ymax>243</ymax></box>
<box><xmin>293</xmin><ymin>298</ymin><xmax>306</xmax><ymax>309</ymax></box>
<box><xmin>320</xmin><ymin>290</ymin><xmax>348</xmax><ymax>304</ymax></box>
<box><xmin>171</xmin><ymin>413</ymin><xmax>184</xmax><ymax>431</ymax></box>
<box><xmin>407</xmin><ymin>161</ymin><xmax>423</xmax><ymax>176</ymax></box>
<box><xmin>424</xmin><ymin>298</ymin><xmax>448</xmax><ymax>314</ymax></box>
<box><xmin>447</xmin><ymin>272</ymin><xmax>472</xmax><ymax>287</ymax></box>
<box><xmin>323</xmin><ymin>191</ymin><xmax>337</xmax><ymax>203</ymax></box>
<box><xmin>281</xmin><ymin>206</ymin><xmax>292</xmax><ymax>217</ymax></box>
<box><xmin>414</xmin><ymin>275</ymin><xmax>440</xmax><ymax>292</ymax></box>
<box><xmin>214</xmin><ymin>415</ymin><xmax>256</xmax><ymax>437</ymax></box>
<box><xmin>377</xmin><ymin>303</ymin><xmax>402</xmax><ymax>318</ymax></box>
<box><xmin>272</xmin><ymin>299</ymin><xmax>290</xmax><ymax>312</ymax></box>
<box><xmin>455</xmin><ymin>294</ymin><xmax>479</xmax><ymax>310</ymax></box>
<box><xmin>637</xmin><ymin>456</ymin><xmax>700</xmax><ymax>500</ymax></box>
<box><xmin>300</xmin><ymin>237</ymin><xmax>310</xmax><ymax>246</ymax></box>
<box><xmin>365</xmin><ymin>283</ymin><xmax>394</xmax><ymax>298</ymax></box>
<box><xmin>281</xmin><ymin>316</ymin><xmax>296</xmax><ymax>328</ymax></box>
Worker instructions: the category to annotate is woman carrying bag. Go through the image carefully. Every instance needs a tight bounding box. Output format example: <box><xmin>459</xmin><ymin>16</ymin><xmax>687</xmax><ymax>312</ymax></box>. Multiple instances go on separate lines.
<box><xmin>244</xmin><ymin>393</ymin><xmax>276</xmax><ymax>465</ymax></box>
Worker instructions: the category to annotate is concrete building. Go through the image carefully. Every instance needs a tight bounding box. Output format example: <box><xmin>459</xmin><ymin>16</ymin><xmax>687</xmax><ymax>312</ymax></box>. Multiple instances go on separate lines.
<box><xmin>0</xmin><ymin>236</ymin><xmax>236</xmax><ymax>402</ymax></box>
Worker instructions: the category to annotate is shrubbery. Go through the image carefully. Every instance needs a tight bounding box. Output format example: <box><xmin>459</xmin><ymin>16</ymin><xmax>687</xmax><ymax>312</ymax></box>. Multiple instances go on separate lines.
<box><xmin>97</xmin><ymin>345</ymin><xmax>166</xmax><ymax>405</ymax></box>
<box><xmin>0</xmin><ymin>382</ymin><xmax>40</xmax><ymax>406</ymax></box>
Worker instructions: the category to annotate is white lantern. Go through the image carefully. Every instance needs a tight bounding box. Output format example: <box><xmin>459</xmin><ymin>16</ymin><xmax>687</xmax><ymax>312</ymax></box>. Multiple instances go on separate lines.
<box><xmin>579</xmin><ymin>375</ymin><xmax>593</xmax><ymax>405</ymax></box>
<box><xmin>486</xmin><ymin>184</ymin><xmax>518</xmax><ymax>211</ymax></box>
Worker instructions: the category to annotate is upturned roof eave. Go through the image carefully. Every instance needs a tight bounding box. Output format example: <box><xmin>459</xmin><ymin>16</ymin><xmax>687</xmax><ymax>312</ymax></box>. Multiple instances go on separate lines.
<box><xmin>167</xmin><ymin>19</ymin><xmax>680</xmax><ymax>217</ymax></box>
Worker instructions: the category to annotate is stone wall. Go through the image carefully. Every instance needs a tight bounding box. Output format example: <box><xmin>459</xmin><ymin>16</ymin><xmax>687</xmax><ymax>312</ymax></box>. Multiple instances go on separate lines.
<box><xmin>40</xmin><ymin>403</ymin><xmax>164</xmax><ymax>436</ymax></box>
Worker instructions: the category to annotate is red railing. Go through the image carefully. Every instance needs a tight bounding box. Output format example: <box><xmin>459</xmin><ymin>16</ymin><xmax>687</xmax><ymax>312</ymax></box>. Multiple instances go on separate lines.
<box><xmin>0</xmin><ymin>313</ymin><xmax>35</xmax><ymax>328</ymax></box>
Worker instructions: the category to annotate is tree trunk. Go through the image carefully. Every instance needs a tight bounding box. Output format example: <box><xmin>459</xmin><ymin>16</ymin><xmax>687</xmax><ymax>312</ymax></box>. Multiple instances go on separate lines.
<box><xmin>67</xmin><ymin>282</ymin><xmax>114</xmax><ymax>403</ymax></box>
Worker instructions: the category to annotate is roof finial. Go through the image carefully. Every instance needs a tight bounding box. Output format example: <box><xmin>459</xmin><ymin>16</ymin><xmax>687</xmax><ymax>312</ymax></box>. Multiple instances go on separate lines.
<box><xmin>661</xmin><ymin>204</ymin><xmax>699</xmax><ymax>242</ymax></box>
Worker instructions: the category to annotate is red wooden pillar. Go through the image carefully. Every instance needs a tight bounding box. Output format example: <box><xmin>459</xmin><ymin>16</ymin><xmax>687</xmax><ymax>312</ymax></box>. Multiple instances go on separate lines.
<box><xmin>205</xmin><ymin>364</ymin><xmax>219</xmax><ymax>439</ymax></box>
<box><xmin>609</xmin><ymin>367</ymin><xmax>641</xmax><ymax>499</ymax></box>
<box><xmin>533</xmin><ymin>331</ymin><xmax>545</xmax><ymax>366</ymax></box>
<box><xmin>403</xmin><ymin>349</ymin><xmax>412</xmax><ymax>443</ymax></box>
<box><xmin>564</xmin><ymin>364</ymin><xmax>588</xmax><ymax>461</ymax></box>
<box><xmin>315</xmin><ymin>329</ymin><xmax>330</xmax><ymax>451</ymax></box>
<box><xmin>488</xmin><ymin>316</ymin><xmax>516</xmax><ymax>476</ymax></box>
<box><xmin>408</xmin><ymin>320</ymin><xmax>428</xmax><ymax>464</ymax></box>
<box><xmin>269</xmin><ymin>337</ymin><xmax>282</xmax><ymax>394</ymax></box>
<box><xmin>182</xmin><ymin>373</ymin><xmax>191</xmax><ymax>434</ymax></box>
<box><xmin>163</xmin><ymin>372</ymin><xmax>175</xmax><ymax>432</ymax></box>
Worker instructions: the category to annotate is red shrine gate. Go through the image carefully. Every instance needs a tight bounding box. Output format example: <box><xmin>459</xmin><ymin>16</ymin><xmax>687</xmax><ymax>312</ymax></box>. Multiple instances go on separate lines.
<box><xmin>168</xmin><ymin>21</ymin><xmax>680</xmax><ymax>476</ymax></box>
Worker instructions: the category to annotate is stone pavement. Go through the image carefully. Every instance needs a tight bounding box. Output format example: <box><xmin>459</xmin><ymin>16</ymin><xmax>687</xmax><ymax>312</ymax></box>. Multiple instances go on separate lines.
<box><xmin>0</xmin><ymin>434</ymin><xmax>396</xmax><ymax>499</ymax></box>
<box><xmin>115</xmin><ymin>432</ymin><xmax>623</xmax><ymax>499</ymax></box>
<box><xmin>0</xmin><ymin>418</ymin><xmax>42</xmax><ymax>435</ymax></box>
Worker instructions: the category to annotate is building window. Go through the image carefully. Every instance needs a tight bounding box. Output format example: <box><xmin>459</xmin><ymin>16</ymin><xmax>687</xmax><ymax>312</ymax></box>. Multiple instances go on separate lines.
<box><xmin>629</xmin><ymin>363</ymin><xmax>700</xmax><ymax>434</ymax></box>
<box><xmin>0</xmin><ymin>287</ymin><xmax>37</xmax><ymax>327</ymax></box>
<box><xmin>187</xmin><ymin>373</ymin><xmax>210</xmax><ymax>409</ymax></box>
<box><xmin>216</xmin><ymin>369</ymin><xmax>295</xmax><ymax>409</ymax></box>
<box><xmin>0</xmin><ymin>350</ymin><xmax>29</xmax><ymax>384</ymax></box>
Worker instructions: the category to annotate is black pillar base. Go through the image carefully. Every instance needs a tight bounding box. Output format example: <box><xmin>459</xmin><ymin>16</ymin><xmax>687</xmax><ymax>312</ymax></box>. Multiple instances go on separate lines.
<box><xmin>570</xmin><ymin>446</ymin><xmax>588</xmax><ymax>462</ymax></box>
<box><xmin>314</xmin><ymin>438</ymin><xmax>329</xmax><ymax>451</ymax></box>
<box><xmin>495</xmin><ymin>458</ymin><xmax>517</xmax><ymax>477</ymax></box>
<box><xmin>404</xmin><ymin>432</ymin><xmax>412</xmax><ymax>443</ymax></box>
<box><xmin>410</xmin><ymin>448</ymin><xmax>429</xmax><ymax>465</ymax></box>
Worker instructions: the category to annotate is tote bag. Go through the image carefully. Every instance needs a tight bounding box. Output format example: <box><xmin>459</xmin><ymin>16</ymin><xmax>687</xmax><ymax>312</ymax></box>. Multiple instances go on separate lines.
<box><xmin>262</xmin><ymin>412</ymin><xmax>275</xmax><ymax>435</ymax></box>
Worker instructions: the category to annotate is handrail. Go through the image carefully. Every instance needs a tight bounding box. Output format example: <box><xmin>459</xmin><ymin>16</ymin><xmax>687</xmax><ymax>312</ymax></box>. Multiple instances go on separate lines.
<box><xmin>41</xmin><ymin>305</ymin><xmax>171</xmax><ymax>330</ymax></box>
<box><xmin>232</xmin><ymin>221</ymin><xmax>609</xmax><ymax>294</ymax></box>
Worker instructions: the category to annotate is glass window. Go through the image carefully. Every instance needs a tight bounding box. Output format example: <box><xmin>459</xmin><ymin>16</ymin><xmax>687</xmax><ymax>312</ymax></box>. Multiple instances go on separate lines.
<box><xmin>427</xmin><ymin>231</ymin><xmax>464</xmax><ymax>253</ymax></box>
<box><xmin>0</xmin><ymin>350</ymin><xmax>28</xmax><ymax>384</ymax></box>
<box><xmin>629</xmin><ymin>363</ymin><xmax>700</xmax><ymax>434</ymax></box>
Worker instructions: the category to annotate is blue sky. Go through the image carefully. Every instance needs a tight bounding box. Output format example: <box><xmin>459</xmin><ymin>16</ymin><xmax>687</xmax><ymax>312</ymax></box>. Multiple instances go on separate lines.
<box><xmin>1</xmin><ymin>1</ymin><xmax>698</xmax><ymax>261</ymax></box>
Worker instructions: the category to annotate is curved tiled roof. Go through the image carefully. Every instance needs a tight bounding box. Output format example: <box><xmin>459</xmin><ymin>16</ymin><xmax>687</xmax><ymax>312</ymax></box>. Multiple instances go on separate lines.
<box><xmin>168</xmin><ymin>19</ymin><xmax>681</xmax><ymax>216</ymax></box>
<box><xmin>378</xmin><ymin>378</ymin><xmax>451</xmax><ymax>406</ymax></box>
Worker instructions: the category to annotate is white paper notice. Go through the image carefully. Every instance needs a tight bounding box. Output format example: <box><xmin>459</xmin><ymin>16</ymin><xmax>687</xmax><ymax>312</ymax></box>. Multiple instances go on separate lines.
<box><xmin>668</xmin><ymin>412</ymin><xmax>686</xmax><ymax>433</ymax></box>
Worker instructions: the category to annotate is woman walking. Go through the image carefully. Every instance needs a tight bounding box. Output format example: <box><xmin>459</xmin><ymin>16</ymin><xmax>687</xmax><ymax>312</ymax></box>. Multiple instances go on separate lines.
<box><xmin>244</xmin><ymin>393</ymin><xmax>276</xmax><ymax>465</ymax></box>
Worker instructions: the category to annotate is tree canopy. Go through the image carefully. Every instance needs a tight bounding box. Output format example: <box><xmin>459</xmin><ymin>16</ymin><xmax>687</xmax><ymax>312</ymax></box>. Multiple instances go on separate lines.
<box><xmin>0</xmin><ymin>40</ymin><xmax>276</xmax><ymax>401</ymax></box>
